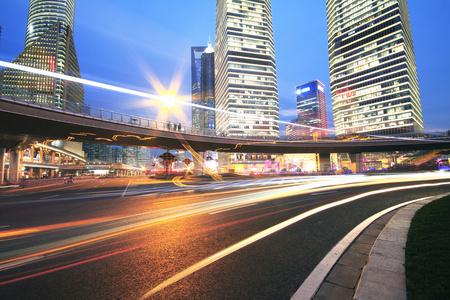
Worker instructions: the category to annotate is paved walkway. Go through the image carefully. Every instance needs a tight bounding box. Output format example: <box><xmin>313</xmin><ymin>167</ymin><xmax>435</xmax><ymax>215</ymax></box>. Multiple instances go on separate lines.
<box><xmin>292</xmin><ymin>193</ymin><xmax>450</xmax><ymax>300</ymax></box>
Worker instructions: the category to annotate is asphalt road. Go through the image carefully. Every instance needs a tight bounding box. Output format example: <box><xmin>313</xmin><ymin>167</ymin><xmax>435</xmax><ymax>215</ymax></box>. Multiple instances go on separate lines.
<box><xmin>1</xmin><ymin>172</ymin><xmax>450</xmax><ymax>299</ymax></box>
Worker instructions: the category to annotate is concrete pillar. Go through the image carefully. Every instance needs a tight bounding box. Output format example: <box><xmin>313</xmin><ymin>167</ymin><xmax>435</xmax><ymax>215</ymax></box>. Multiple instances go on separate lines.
<box><xmin>51</xmin><ymin>152</ymin><xmax>55</xmax><ymax>164</ymax></box>
<box><xmin>0</xmin><ymin>148</ymin><xmax>5</xmax><ymax>184</ymax></box>
<box><xmin>9</xmin><ymin>149</ymin><xmax>21</xmax><ymax>182</ymax></box>
<box><xmin>318</xmin><ymin>153</ymin><xmax>332</xmax><ymax>172</ymax></box>
<box><xmin>193</xmin><ymin>151</ymin><xmax>205</xmax><ymax>177</ymax></box>
<box><xmin>349</xmin><ymin>153</ymin><xmax>363</xmax><ymax>173</ymax></box>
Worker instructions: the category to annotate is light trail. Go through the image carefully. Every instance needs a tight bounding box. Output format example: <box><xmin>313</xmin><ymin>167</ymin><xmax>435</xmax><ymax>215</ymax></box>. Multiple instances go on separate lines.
<box><xmin>138</xmin><ymin>181</ymin><xmax>450</xmax><ymax>298</ymax></box>
<box><xmin>0</xmin><ymin>61</ymin><xmax>159</xmax><ymax>100</ymax></box>
<box><xmin>0</xmin><ymin>217</ymin><xmax>114</xmax><ymax>240</ymax></box>
<box><xmin>1</xmin><ymin>177</ymin><xmax>449</xmax><ymax>288</ymax></box>
<box><xmin>0</xmin><ymin>60</ymin><xmax>333</xmax><ymax>133</ymax></box>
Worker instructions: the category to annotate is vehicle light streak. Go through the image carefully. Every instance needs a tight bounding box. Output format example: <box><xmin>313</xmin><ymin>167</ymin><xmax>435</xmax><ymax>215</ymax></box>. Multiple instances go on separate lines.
<box><xmin>0</xmin><ymin>217</ymin><xmax>113</xmax><ymax>240</ymax></box>
<box><xmin>138</xmin><ymin>181</ymin><xmax>450</xmax><ymax>298</ymax></box>
<box><xmin>0</xmin><ymin>60</ymin><xmax>333</xmax><ymax>133</ymax></box>
<box><xmin>2</xmin><ymin>181</ymin><xmax>449</xmax><ymax>288</ymax></box>
<box><xmin>0</xmin><ymin>199</ymin><xmax>331</xmax><ymax>286</ymax></box>
<box><xmin>0</xmin><ymin>61</ymin><xmax>160</xmax><ymax>100</ymax></box>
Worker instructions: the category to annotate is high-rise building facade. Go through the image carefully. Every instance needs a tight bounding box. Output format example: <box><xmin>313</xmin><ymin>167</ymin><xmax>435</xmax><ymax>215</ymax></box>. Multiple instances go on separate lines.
<box><xmin>295</xmin><ymin>80</ymin><xmax>329</xmax><ymax>139</ymax></box>
<box><xmin>191</xmin><ymin>46</ymin><xmax>206</xmax><ymax>130</ymax></box>
<box><xmin>25</xmin><ymin>0</ymin><xmax>76</xmax><ymax>48</ymax></box>
<box><xmin>191</xmin><ymin>42</ymin><xmax>215</xmax><ymax>132</ymax></box>
<box><xmin>326</xmin><ymin>0</ymin><xmax>423</xmax><ymax>136</ymax></box>
<box><xmin>0</xmin><ymin>0</ymin><xmax>83</xmax><ymax>110</ymax></box>
<box><xmin>215</xmin><ymin>0</ymin><xmax>279</xmax><ymax>138</ymax></box>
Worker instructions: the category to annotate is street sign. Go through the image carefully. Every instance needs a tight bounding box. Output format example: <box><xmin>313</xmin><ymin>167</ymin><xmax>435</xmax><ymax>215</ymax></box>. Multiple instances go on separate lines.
<box><xmin>182</xmin><ymin>158</ymin><xmax>192</xmax><ymax>165</ymax></box>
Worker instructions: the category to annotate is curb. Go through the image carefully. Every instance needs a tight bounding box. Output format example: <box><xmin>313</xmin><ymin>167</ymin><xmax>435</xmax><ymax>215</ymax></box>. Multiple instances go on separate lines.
<box><xmin>292</xmin><ymin>193</ymin><xmax>450</xmax><ymax>300</ymax></box>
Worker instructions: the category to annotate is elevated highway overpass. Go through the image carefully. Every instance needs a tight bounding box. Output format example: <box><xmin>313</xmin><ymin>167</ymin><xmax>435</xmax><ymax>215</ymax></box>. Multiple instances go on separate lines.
<box><xmin>1</xmin><ymin>96</ymin><xmax>449</xmax><ymax>155</ymax></box>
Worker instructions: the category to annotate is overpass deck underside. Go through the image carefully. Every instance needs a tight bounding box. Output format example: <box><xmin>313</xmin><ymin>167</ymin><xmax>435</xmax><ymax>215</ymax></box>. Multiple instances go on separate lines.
<box><xmin>1</xmin><ymin>96</ymin><xmax>449</xmax><ymax>154</ymax></box>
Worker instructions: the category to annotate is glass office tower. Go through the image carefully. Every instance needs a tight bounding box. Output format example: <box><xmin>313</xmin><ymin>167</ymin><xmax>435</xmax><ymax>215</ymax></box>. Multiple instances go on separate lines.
<box><xmin>191</xmin><ymin>46</ymin><xmax>207</xmax><ymax>130</ymax></box>
<box><xmin>0</xmin><ymin>0</ymin><xmax>83</xmax><ymax>110</ymax></box>
<box><xmin>326</xmin><ymin>0</ymin><xmax>423</xmax><ymax>136</ymax></box>
<box><xmin>215</xmin><ymin>0</ymin><xmax>279</xmax><ymax>138</ymax></box>
<box><xmin>25</xmin><ymin>0</ymin><xmax>76</xmax><ymax>48</ymax></box>
<box><xmin>191</xmin><ymin>42</ymin><xmax>215</xmax><ymax>132</ymax></box>
<box><xmin>295</xmin><ymin>80</ymin><xmax>329</xmax><ymax>139</ymax></box>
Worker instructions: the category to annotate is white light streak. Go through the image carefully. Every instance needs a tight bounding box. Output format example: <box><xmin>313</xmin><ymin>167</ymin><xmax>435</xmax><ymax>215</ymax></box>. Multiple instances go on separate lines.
<box><xmin>0</xmin><ymin>60</ymin><xmax>332</xmax><ymax>133</ymax></box>
<box><xmin>0</xmin><ymin>61</ymin><xmax>160</xmax><ymax>100</ymax></box>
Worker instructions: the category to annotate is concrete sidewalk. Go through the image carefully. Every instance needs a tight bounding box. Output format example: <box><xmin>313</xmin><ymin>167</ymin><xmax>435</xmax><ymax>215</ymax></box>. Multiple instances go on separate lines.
<box><xmin>292</xmin><ymin>193</ymin><xmax>450</xmax><ymax>300</ymax></box>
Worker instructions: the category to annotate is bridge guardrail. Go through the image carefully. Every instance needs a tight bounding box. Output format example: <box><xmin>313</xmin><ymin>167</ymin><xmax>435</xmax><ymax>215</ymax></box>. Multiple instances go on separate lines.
<box><xmin>1</xmin><ymin>83</ymin><xmax>449</xmax><ymax>142</ymax></box>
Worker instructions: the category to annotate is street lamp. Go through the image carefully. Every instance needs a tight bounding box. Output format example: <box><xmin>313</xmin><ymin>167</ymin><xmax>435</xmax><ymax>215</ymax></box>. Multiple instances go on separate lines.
<box><xmin>158</xmin><ymin>93</ymin><xmax>178</xmax><ymax>123</ymax></box>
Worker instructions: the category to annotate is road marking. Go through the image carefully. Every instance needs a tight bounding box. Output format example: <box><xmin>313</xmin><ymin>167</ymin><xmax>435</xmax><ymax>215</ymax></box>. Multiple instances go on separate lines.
<box><xmin>40</xmin><ymin>194</ymin><xmax>60</xmax><ymax>200</ymax></box>
<box><xmin>291</xmin><ymin>196</ymin><xmax>433</xmax><ymax>300</ymax></box>
<box><xmin>0</xmin><ymin>225</ymin><xmax>11</xmax><ymax>229</ymax></box>
<box><xmin>138</xmin><ymin>182</ymin><xmax>450</xmax><ymax>299</ymax></box>
<box><xmin>209</xmin><ymin>203</ymin><xmax>256</xmax><ymax>214</ymax></box>
<box><xmin>121</xmin><ymin>180</ymin><xmax>131</xmax><ymax>198</ymax></box>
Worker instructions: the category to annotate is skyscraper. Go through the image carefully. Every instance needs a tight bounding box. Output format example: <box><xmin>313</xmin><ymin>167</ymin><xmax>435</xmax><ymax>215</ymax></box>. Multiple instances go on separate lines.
<box><xmin>191</xmin><ymin>42</ymin><xmax>215</xmax><ymax>132</ymax></box>
<box><xmin>295</xmin><ymin>80</ymin><xmax>329</xmax><ymax>139</ymax></box>
<box><xmin>0</xmin><ymin>0</ymin><xmax>83</xmax><ymax>110</ymax></box>
<box><xmin>326</xmin><ymin>0</ymin><xmax>423</xmax><ymax>136</ymax></box>
<box><xmin>215</xmin><ymin>0</ymin><xmax>279</xmax><ymax>138</ymax></box>
<box><xmin>25</xmin><ymin>0</ymin><xmax>76</xmax><ymax>48</ymax></box>
<box><xmin>191</xmin><ymin>46</ymin><xmax>206</xmax><ymax>130</ymax></box>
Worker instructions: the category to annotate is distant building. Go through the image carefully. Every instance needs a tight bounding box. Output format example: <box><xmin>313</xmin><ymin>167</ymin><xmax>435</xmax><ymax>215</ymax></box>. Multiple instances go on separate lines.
<box><xmin>215</xmin><ymin>0</ymin><xmax>279</xmax><ymax>138</ymax></box>
<box><xmin>191</xmin><ymin>46</ymin><xmax>206</xmax><ymax>130</ymax></box>
<box><xmin>285</xmin><ymin>120</ymin><xmax>301</xmax><ymax>140</ymax></box>
<box><xmin>191</xmin><ymin>41</ymin><xmax>215</xmax><ymax>132</ymax></box>
<box><xmin>326</xmin><ymin>0</ymin><xmax>423</xmax><ymax>136</ymax></box>
<box><xmin>0</xmin><ymin>0</ymin><xmax>84</xmax><ymax>110</ymax></box>
<box><xmin>288</xmin><ymin>80</ymin><xmax>329</xmax><ymax>140</ymax></box>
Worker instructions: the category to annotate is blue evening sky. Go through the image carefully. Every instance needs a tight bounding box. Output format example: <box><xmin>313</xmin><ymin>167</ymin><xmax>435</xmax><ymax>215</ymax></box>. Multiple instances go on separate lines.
<box><xmin>0</xmin><ymin>0</ymin><xmax>449</xmax><ymax>133</ymax></box>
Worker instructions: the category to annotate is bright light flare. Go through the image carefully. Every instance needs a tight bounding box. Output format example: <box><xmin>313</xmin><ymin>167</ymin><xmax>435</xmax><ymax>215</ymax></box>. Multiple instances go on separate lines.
<box><xmin>158</xmin><ymin>93</ymin><xmax>179</xmax><ymax>110</ymax></box>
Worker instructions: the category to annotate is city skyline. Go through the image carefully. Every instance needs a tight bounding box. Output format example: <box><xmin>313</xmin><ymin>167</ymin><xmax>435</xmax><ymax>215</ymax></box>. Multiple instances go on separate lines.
<box><xmin>0</xmin><ymin>0</ymin><xmax>448</xmax><ymax>133</ymax></box>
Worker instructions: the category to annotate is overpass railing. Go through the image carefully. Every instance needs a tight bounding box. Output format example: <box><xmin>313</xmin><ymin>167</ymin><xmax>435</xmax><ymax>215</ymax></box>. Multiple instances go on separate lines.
<box><xmin>1</xmin><ymin>83</ymin><xmax>449</xmax><ymax>142</ymax></box>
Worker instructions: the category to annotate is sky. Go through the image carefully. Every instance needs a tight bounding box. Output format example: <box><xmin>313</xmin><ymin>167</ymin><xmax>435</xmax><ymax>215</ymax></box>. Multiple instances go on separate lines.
<box><xmin>0</xmin><ymin>0</ymin><xmax>449</xmax><ymax>133</ymax></box>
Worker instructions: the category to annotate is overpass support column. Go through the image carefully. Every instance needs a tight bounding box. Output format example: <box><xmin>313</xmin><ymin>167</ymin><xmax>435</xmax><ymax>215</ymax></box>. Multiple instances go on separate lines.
<box><xmin>9</xmin><ymin>149</ymin><xmax>21</xmax><ymax>182</ymax></box>
<box><xmin>193</xmin><ymin>152</ymin><xmax>205</xmax><ymax>177</ymax></box>
<box><xmin>317</xmin><ymin>153</ymin><xmax>332</xmax><ymax>172</ymax></box>
<box><xmin>349</xmin><ymin>153</ymin><xmax>363</xmax><ymax>174</ymax></box>
<box><xmin>0</xmin><ymin>148</ymin><xmax>5</xmax><ymax>184</ymax></box>
<box><xmin>50</xmin><ymin>152</ymin><xmax>56</xmax><ymax>177</ymax></box>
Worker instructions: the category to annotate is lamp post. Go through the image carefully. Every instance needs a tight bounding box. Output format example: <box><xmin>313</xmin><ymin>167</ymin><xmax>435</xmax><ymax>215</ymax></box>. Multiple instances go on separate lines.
<box><xmin>159</xmin><ymin>93</ymin><xmax>178</xmax><ymax>127</ymax></box>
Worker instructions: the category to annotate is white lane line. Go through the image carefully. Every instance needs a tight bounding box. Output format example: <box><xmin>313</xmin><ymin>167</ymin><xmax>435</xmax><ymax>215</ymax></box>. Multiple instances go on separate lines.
<box><xmin>39</xmin><ymin>194</ymin><xmax>60</xmax><ymax>200</ymax></box>
<box><xmin>0</xmin><ymin>255</ymin><xmax>45</xmax><ymax>271</ymax></box>
<box><xmin>209</xmin><ymin>203</ymin><xmax>256</xmax><ymax>215</ymax></box>
<box><xmin>137</xmin><ymin>181</ymin><xmax>450</xmax><ymax>299</ymax></box>
<box><xmin>121</xmin><ymin>180</ymin><xmax>131</xmax><ymax>198</ymax></box>
<box><xmin>0</xmin><ymin>225</ymin><xmax>11</xmax><ymax>229</ymax></box>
